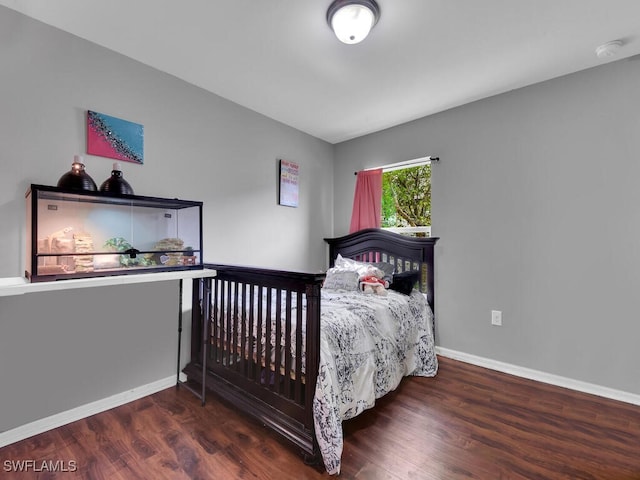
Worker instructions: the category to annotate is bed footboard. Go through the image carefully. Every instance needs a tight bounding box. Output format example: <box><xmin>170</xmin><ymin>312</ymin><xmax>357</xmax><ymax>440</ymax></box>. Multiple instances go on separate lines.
<box><xmin>183</xmin><ymin>265</ymin><xmax>325</xmax><ymax>462</ymax></box>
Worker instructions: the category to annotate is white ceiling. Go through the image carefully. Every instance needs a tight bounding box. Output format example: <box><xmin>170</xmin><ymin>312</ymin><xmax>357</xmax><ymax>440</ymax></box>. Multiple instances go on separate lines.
<box><xmin>2</xmin><ymin>0</ymin><xmax>640</xmax><ymax>144</ymax></box>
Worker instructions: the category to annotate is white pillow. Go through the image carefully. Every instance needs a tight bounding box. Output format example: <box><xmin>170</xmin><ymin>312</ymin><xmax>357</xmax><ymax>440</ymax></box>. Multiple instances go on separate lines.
<box><xmin>334</xmin><ymin>254</ymin><xmax>385</xmax><ymax>278</ymax></box>
<box><xmin>322</xmin><ymin>268</ymin><xmax>360</xmax><ymax>291</ymax></box>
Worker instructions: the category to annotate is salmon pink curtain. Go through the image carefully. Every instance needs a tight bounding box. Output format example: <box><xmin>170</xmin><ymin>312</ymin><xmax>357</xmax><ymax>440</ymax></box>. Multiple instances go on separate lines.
<box><xmin>349</xmin><ymin>169</ymin><xmax>383</xmax><ymax>233</ymax></box>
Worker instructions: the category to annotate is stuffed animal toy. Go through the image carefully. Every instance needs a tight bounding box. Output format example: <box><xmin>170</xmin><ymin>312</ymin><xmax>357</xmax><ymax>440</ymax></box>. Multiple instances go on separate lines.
<box><xmin>359</xmin><ymin>275</ymin><xmax>389</xmax><ymax>296</ymax></box>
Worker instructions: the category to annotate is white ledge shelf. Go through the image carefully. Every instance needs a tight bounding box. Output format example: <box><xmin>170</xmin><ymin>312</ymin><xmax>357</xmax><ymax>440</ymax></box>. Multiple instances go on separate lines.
<box><xmin>0</xmin><ymin>268</ymin><xmax>216</xmax><ymax>297</ymax></box>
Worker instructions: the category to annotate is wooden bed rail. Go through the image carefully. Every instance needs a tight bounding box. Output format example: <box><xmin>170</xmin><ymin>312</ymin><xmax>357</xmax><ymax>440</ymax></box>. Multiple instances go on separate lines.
<box><xmin>184</xmin><ymin>264</ymin><xmax>325</xmax><ymax>462</ymax></box>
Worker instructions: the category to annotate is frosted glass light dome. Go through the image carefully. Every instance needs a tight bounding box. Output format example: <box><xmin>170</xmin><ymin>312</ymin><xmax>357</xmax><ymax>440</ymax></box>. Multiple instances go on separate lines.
<box><xmin>327</xmin><ymin>0</ymin><xmax>380</xmax><ymax>45</ymax></box>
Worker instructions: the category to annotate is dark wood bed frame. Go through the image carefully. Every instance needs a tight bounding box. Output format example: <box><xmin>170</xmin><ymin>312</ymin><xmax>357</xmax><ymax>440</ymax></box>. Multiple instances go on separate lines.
<box><xmin>182</xmin><ymin>228</ymin><xmax>438</xmax><ymax>468</ymax></box>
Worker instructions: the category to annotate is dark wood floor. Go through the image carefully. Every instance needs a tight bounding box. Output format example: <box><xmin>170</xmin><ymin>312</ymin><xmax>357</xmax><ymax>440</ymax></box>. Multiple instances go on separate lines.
<box><xmin>2</xmin><ymin>356</ymin><xmax>640</xmax><ymax>479</ymax></box>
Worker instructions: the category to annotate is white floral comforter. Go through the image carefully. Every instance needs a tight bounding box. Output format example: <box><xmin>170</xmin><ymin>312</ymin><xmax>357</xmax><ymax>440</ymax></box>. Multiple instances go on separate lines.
<box><xmin>315</xmin><ymin>289</ymin><xmax>437</xmax><ymax>475</ymax></box>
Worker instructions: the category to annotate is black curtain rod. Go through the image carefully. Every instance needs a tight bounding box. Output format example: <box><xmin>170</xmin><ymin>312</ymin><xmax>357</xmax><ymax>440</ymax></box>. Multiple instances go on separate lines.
<box><xmin>354</xmin><ymin>157</ymin><xmax>439</xmax><ymax>175</ymax></box>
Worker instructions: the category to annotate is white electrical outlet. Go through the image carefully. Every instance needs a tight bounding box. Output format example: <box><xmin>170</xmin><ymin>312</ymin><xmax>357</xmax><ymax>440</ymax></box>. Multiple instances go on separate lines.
<box><xmin>491</xmin><ymin>310</ymin><xmax>502</xmax><ymax>326</ymax></box>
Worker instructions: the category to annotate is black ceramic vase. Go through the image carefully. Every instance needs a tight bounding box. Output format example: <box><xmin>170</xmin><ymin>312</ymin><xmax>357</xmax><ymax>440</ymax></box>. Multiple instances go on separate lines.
<box><xmin>57</xmin><ymin>156</ymin><xmax>97</xmax><ymax>191</ymax></box>
<box><xmin>99</xmin><ymin>162</ymin><xmax>134</xmax><ymax>195</ymax></box>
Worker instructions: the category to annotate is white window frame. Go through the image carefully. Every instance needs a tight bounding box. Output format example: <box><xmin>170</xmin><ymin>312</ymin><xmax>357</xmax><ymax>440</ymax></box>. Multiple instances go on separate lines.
<box><xmin>372</xmin><ymin>156</ymin><xmax>433</xmax><ymax>237</ymax></box>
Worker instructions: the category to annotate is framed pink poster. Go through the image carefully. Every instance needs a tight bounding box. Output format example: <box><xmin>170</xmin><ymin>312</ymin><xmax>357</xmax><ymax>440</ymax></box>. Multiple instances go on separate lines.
<box><xmin>279</xmin><ymin>159</ymin><xmax>299</xmax><ymax>207</ymax></box>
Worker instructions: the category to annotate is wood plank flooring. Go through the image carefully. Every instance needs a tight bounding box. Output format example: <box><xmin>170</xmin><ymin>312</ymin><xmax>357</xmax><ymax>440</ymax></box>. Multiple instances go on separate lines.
<box><xmin>2</xmin><ymin>356</ymin><xmax>640</xmax><ymax>479</ymax></box>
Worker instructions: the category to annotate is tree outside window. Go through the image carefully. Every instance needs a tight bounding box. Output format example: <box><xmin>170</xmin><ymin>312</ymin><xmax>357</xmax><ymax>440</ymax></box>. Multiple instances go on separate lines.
<box><xmin>381</xmin><ymin>164</ymin><xmax>431</xmax><ymax>236</ymax></box>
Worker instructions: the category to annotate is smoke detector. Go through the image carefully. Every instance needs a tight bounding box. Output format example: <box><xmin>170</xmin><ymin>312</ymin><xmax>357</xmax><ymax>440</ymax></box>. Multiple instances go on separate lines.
<box><xmin>595</xmin><ymin>40</ymin><xmax>623</xmax><ymax>58</ymax></box>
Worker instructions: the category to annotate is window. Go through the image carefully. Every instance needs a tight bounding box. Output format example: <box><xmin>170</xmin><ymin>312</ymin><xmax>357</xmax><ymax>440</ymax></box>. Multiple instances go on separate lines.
<box><xmin>381</xmin><ymin>159</ymin><xmax>431</xmax><ymax>237</ymax></box>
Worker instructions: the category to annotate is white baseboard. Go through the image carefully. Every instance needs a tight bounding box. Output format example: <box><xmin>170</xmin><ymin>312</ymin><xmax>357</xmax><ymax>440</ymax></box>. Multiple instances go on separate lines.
<box><xmin>0</xmin><ymin>375</ymin><xmax>176</xmax><ymax>449</ymax></box>
<box><xmin>435</xmin><ymin>347</ymin><xmax>640</xmax><ymax>407</ymax></box>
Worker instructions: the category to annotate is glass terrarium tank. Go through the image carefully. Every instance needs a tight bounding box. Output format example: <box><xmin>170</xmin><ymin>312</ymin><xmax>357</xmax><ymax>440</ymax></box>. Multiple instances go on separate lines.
<box><xmin>25</xmin><ymin>184</ymin><xmax>203</xmax><ymax>282</ymax></box>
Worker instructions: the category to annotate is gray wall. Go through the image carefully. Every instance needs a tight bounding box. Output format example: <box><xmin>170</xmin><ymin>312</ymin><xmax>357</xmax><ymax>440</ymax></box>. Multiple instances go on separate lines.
<box><xmin>0</xmin><ymin>281</ymin><xmax>178</xmax><ymax>432</ymax></box>
<box><xmin>0</xmin><ymin>7</ymin><xmax>333</xmax><ymax>433</ymax></box>
<box><xmin>0</xmin><ymin>7</ymin><xmax>334</xmax><ymax>278</ymax></box>
<box><xmin>334</xmin><ymin>57</ymin><xmax>640</xmax><ymax>395</ymax></box>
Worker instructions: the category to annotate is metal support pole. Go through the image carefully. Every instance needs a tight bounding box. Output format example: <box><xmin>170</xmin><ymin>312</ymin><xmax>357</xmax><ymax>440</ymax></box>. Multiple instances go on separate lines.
<box><xmin>176</xmin><ymin>278</ymin><xmax>183</xmax><ymax>387</ymax></box>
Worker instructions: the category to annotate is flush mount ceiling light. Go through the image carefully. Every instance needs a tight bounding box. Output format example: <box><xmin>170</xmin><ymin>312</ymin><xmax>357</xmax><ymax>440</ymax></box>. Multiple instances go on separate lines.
<box><xmin>327</xmin><ymin>0</ymin><xmax>380</xmax><ymax>44</ymax></box>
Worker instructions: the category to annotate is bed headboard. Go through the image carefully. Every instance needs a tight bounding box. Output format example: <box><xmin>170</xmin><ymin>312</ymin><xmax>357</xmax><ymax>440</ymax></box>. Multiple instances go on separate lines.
<box><xmin>324</xmin><ymin>228</ymin><xmax>439</xmax><ymax>313</ymax></box>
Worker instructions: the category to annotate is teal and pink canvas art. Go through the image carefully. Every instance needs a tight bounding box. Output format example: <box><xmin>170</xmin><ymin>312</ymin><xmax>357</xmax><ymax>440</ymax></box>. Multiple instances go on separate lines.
<box><xmin>87</xmin><ymin>110</ymin><xmax>144</xmax><ymax>164</ymax></box>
